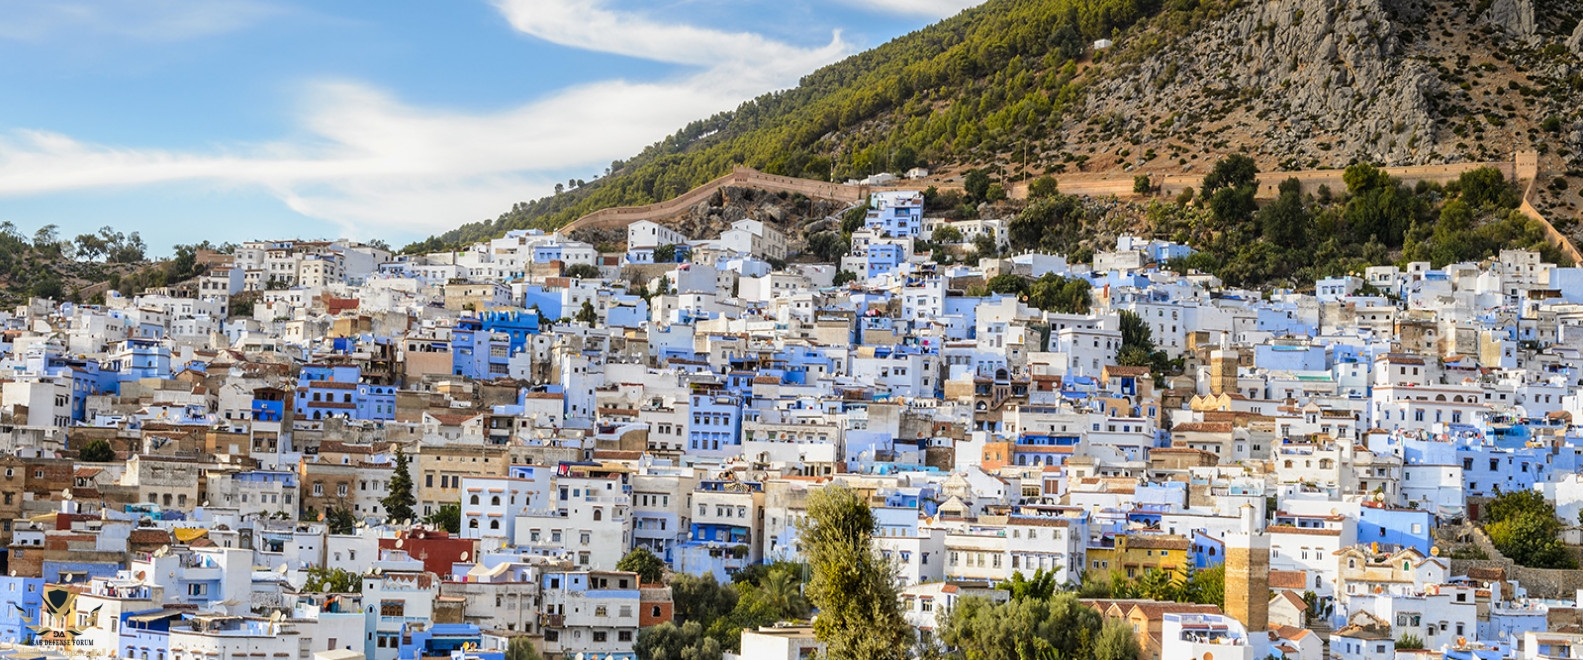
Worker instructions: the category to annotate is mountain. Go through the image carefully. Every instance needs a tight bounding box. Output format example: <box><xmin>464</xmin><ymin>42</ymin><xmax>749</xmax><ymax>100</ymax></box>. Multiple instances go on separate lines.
<box><xmin>405</xmin><ymin>0</ymin><xmax>1583</xmax><ymax>257</ymax></box>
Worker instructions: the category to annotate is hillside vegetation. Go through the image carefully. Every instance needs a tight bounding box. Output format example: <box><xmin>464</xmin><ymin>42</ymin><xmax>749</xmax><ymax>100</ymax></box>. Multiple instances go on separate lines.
<box><xmin>409</xmin><ymin>0</ymin><xmax>1583</xmax><ymax>282</ymax></box>
<box><xmin>404</xmin><ymin>0</ymin><xmax>1196</xmax><ymax>252</ymax></box>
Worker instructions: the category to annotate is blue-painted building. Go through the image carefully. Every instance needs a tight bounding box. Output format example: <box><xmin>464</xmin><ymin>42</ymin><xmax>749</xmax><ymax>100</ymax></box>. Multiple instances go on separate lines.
<box><xmin>251</xmin><ymin>386</ymin><xmax>288</xmax><ymax>423</ymax></box>
<box><xmin>477</xmin><ymin>309</ymin><xmax>541</xmax><ymax>357</ymax></box>
<box><xmin>398</xmin><ymin>623</ymin><xmax>501</xmax><ymax>660</ymax></box>
<box><xmin>1357</xmin><ymin>505</ymin><xmax>1434</xmax><ymax>554</ymax></box>
<box><xmin>294</xmin><ymin>364</ymin><xmax>395</xmax><ymax>422</ymax></box>
<box><xmin>0</xmin><ymin>575</ymin><xmax>43</xmax><ymax>644</ymax></box>
<box><xmin>687</xmin><ymin>390</ymin><xmax>742</xmax><ymax>457</ymax></box>
<box><xmin>1190</xmin><ymin>530</ymin><xmax>1224</xmax><ymax>569</ymax></box>
<box><xmin>105</xmin><ymin>338</ymin><xmax>173</xmax><ymax>387</ymax></box>
<box><xmin>1453</xmin><ymin>443</ymin><xmax>1572</xmax><ymax>499</ymax></box>
<box><xmin>520</xmin><ymin>285</ymin><xmax>565</xmax><ymax>321</ymax></box>
<box><xmin>451</xmin><ymin>317</ymin><xmax>511</xmax><ymax>380</ymax></box>
<box><xmin>119</xmin><ymin>607</ymin><xmax>183</xmax><ymax>660</ymax></box>
<box><xmin>865</xmin><ymin>243</ymin><xmax>906</xmax><ymax>279</ymax></box>
<box><xmin>865</xmin><ymin>191</ymin><xmax>924</xmax><ymax>237</ymax></box>
<box><xmin>1254</xmin><ymin>343</ymin><xmax>1330</xmax><ymax>372</ymax></box>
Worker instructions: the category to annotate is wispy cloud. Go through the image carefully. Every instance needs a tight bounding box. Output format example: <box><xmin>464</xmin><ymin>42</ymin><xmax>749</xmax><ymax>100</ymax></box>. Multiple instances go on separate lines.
<box><xmin>0</xmin><ymin>1</ymin><xmax>856</xmax><ymax>240</ymax></box>
<box><xmin>0</xmin><ymin>0</ymin><xmax>283</xmax><ymax>42</ymax></box>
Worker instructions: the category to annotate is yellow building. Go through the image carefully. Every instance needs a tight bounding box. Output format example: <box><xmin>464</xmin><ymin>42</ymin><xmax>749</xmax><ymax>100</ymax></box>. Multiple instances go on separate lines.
<box><xmin>1086</xmin><ymin>533</ymin><xmax>1191</xmax><ymax>580</ymax></box>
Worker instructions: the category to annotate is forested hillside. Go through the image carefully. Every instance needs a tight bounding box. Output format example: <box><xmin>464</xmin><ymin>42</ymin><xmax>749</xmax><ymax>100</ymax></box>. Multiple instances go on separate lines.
<box><xmin>409</xmin><ymin>0</ymin><xmax>1583</xmax><ymax>279</ymax></box>
<box><xmin>403</xmin><ymin>0</ymin><xmax>1193</xmax><ymax>252</ymax></box>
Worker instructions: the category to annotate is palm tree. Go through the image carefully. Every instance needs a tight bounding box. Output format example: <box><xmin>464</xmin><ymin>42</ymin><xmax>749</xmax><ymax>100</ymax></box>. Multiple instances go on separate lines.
<box><xmin>760</xmin><ymin>569</ymin><xmax>808</xmax><ymax>619</ymax></box>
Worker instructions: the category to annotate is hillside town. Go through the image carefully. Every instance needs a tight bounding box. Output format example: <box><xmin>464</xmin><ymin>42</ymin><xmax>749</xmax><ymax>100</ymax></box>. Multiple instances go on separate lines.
<box><xmin>0</xmin><ymin>188</ymin><xmax>1579</xmax><ymax>660</ymax></box>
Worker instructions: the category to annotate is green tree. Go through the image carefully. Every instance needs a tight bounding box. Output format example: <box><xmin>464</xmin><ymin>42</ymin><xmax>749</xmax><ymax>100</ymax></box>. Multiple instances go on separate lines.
<box><xmin>800</xmin><ymin>485</ymin><xmax>911</xmax><ymax>660</ymax></box>
<box><xmin>1458</xmin><ymin>166</ymin><xmax>1519</xmax><ymax>209</ymax></box>
<box><xmin>426</xmin><ymin>503</ymin><xmax>460</xmax><ymax>534</ymax></box>
<box><xmin>1026</xmin><ymin>273</ymin><xmax>1091</xmax><ymax>314</ymax></box>
<box><xmin>1118</xmin><ymin>309</ymin><xmax>1155</xmax><ymax>354</ymax></box>
<box><xmin>636</xmin><ymin>620</ymin><xmax>722</xmax><ymax>660</ymax></box>
<box><xmin>1396</xmin><ymin>634</ymin><xmax>1425</xmax><ymax>650</ymax></box>
<box><xmin>1256</xmin><ymin>177</ymin><xmax>1311</xmax><ymax>249</ymax></box>
<box><xmin>1028</xmin><ymin>176</ymin><xmax>1059</xmax><ymax>199</ymax></box>
<box><xmin>381</xmin><ymin>447</ymin><xmax>417</xmax><ymax>524</ymax></box>
<box><xmin>78</xmin><ymin>439</ymin><xmax>115</xmax><ymax>462</ymax></box>
<box><xmin>618</xmin><ymin>547</ymin><xmax>667</xmax><ymax>585</ymax></box>
<box><xmin>987</xmin><ymin>274</ymin><xmax>1028</xmax><ymax>295</ymax></box>
<box><xmin>654</xmin><ymin>244</ymin><xmax>677</xmax><ymax>263</ymax></box>
<box><xmin>564</xmin><ymin>263</ymin><xmax>601</xmax><ymax>279</ymax></box>
<box><xmin>1000</xmin><ymin>568</ymin><xmax>1058</xmax><ymax>601</ymax></box>
<box><xmin>840</xmin><ymin>204</ymin><xmax>871</xmax><ymax>234</ymax></box>
<box><xmin>939</xmin><ymin>593</ymin><xmax>1107</xmax><ymax>660</ymax></box>
<box><xmin>807</xmin><ymin>231</ymin><xmax>851</xmax><ymax>262</ymax></box>
<box><xmin>302</xmin><ymin>566</ymin><xmax>362</xmax><ymax>593</ymax></box>
<box><xmin>671</xmin><ymin>573</ymin><xmax>738</xmax><ymax>627</ymax></box>
<box><xmin>1133</xmin><ymin>174</ymin><xmax>1152</xmax><ymax>194</ymax></box>
<box><xmin>932</xmin><ymin>225</ymin><xmax>964</xmax><ymax>244</ymax></box>
<box><xmin>1095</xmin><ymin>619</ymin><xmax>1144</xmax><ymax>660</ymax></box>
<box><xmin>505</xmin><ymin>636</ymin><xmax>544</xmax><ymax>660</ymax></box>
<box><xmin>974</xmin><ymin>228</ymin><xmax>998</xmax><ymax>257</ymax></box>
<box><xmin>577</xmin><ymin>300</ymin><xmax>598</xmax><ymax>327</ymax></box>
<box><xmin>1202</xmin><ymin>154</ymin><xmax>1258</xmax><ymax>194</ymax></box>
<box><xmin>964</xmin><ymin>169</ymin><xmax>991</xmax><ymax>200</ymax></box>
<box><xmin>1025</xmin><ymin>272</ymin><xmax>1089</xmax><ymax>313</ymax></box>
<box><xmin>1484</xmin><ymin>489</ymin><xmax>1576</xmax><ymax>568</ymax></box>
<box><xmin>325</xmin><ymin>507</ymin><xmax>357</xmax><ymax>535</ymax></box>
<box><xmin>1135</xmin><ymin>567</ymin><xmax>1178</xmax><ymax>601</ymax></box>
<box><xmin>832</xmin><ymin>270</ymin><xmax>859</xmax><ymax>286</ymax></box>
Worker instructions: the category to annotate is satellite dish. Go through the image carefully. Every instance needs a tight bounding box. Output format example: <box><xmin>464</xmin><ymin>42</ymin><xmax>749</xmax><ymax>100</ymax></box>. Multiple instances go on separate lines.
<box><xmin>277</xmin><ymin>564</ymin><xmax>288</xmax><ymax>575</ymax></box>
<box><xmin>136</xmin><ymin>571</ymin><xmax>146</xmax><ymax>580</ymax></box>
<box><xmin>62</xmin><ymin>573</ymin><xmax>72</xmax><ymax>583</ymax></box>
<box><xmin>371</xmin><ymin>567</ymin><xmax>382</xmax><ymax>576</ymax></box>
<box><xmin>270</xmin><ymin>611</ymin><xmax>283</xmax><ymax>622</ymax></box>
<box><xmin>460</xmin><ymin>552</ymin><xmax>469</xmax><ymax>561</ymax></box>
<box><xmin>7</xmin><ymin>570</ymin><xmax>13</xmax><ymax>578</ymax></box>
<box><xmin>395</xmin><ymin>539</ymin><xmax>404</xmax><ymax>548</ymax></box>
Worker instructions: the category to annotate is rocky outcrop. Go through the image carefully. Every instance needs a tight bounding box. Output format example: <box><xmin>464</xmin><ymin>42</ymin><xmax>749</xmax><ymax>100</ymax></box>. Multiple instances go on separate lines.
<box><xmin>569</xmin><ymin>186</ymin><xmax>846</xmax><ymax>251</ymax></box>
<box><xmin>1567</xmin><ymin>20</ymin><xmax>1583</xmax><ymax>55</ymax></box>
<box><xmin>1084</xmin><ymin>0</ymin><xmax>1442</xmax><ymax>166</ymax></box>
<box><xmin>1480</xmin><ymin>0</ymin><xmax>1537</xmax><ymax>40</ymax></box>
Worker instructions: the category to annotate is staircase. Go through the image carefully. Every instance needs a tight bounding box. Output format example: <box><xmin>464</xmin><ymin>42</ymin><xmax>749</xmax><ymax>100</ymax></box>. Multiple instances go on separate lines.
<box><xmin>1307</xmin><ymin>617</ymin><xmax>1335</xmax><ymax>660</ymax></box>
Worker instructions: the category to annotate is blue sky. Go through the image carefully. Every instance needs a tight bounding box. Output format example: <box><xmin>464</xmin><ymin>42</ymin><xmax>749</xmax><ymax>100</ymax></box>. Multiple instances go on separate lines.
<box><xmin>0</xmin><ymin>0</ymin><xmax>982</xmax><ymax>255</ymax></box>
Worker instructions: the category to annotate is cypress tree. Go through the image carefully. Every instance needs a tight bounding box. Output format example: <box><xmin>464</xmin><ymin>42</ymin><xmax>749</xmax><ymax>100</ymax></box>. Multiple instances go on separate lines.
<box><xmin>382</xmin><ymin>447</ymin><xmax>417</xmax><ymax>524</ymax></box>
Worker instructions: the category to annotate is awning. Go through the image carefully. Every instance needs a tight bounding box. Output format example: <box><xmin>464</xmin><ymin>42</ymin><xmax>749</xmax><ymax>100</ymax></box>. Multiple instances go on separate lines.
<box><xmin>174</xmin><ymin>528</ymin><xmax>209</xmax><ymax>543</ymax></box>
<box><xmin>129</xmin><ymin>608</ymin><xmax>188</xmax><ymax>623</ymax></box>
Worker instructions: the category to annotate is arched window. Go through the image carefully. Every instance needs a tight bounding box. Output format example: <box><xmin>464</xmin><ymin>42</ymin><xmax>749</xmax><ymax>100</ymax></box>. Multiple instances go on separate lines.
<box><xmin>491</xmin><ymin>496</ymin><xmax>501</xmax><ymax>506</ymax></box>
<box><xmin>468</xmin><ymin>519</ymin><xmax>479</xmax><ymax>529</ymax></box>
<box><xmin>469</xmin><ymin>495</ymin><xmax>479</xmax><ymax>505</ymax></box>
<box><xmin>490</xmin><ymin>520</ymin><xmax>500</xmax><ymax>530</ymax></box>
<box><xmin>593</xmin><ymin>508</ymin><xmax>603</xmax><ymax>521</ymax></box>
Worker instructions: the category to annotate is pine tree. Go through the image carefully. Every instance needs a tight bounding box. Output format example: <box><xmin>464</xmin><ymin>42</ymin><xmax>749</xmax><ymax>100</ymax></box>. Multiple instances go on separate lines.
<box><xmin>382</xmin><ymin>447</ymin><xmax>416</xmax><ymax>524</ymax></box>
<box><xmin>800</xmin><ymin>485</ymin><xmax>911</xmax><ymax>659</ymax></box>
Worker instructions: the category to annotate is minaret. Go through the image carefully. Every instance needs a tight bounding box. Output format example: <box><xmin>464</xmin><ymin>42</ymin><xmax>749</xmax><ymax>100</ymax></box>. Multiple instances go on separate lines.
<box><xmin>1210</xmin><ymin>349</ymin><xmax>1238</xmax><ymax>396</ymax></box>
<box><xmin>1224</xmin><ymin>502</ymin><xmax>1269</xmax><ymax>633</ymax></box>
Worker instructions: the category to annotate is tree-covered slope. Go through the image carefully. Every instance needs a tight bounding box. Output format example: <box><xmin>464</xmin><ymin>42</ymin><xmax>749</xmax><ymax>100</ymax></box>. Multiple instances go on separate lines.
<box><xmin>408</xmin><ymin>0</ymin><xmax>1583</xmax><ymax>254</ymax></box>
<box><xmin>404</xmin><ymin>0</ymin><xmax>1191</xmax><ymax>252</ymax></box>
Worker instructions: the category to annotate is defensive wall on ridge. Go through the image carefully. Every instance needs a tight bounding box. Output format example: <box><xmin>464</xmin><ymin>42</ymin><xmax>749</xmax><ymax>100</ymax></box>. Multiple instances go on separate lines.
<box><xmin>556</xmin><ymin>152</ymin><xmax>1579</xmax><ymax>264</ymax></box>
<box><xmin>559</xmin><ymin>167</ymin><xmax>867</xmax><ymax>235</ymax></box>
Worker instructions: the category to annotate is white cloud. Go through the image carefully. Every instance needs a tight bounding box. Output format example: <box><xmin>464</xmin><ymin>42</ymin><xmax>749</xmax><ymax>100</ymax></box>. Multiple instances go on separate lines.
<box><xmin>0</xmin><ymin>0</ymin><xmax>282</xmax><ymax>42</ymax></box>
<box><xmin>0</xmin><ymin>1</ymin><xmax>856</xmax><ymax>239</ymax></box>
<box><xmin>845</xmin><ymin>0</ymin><xmax>982</xmax><ymax>17</ymax></box>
